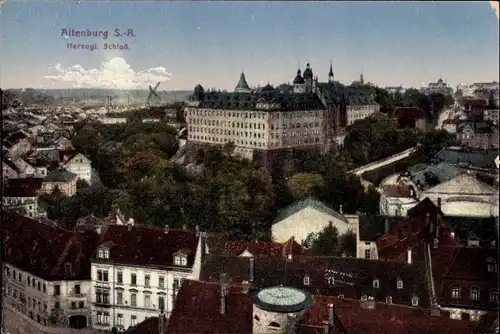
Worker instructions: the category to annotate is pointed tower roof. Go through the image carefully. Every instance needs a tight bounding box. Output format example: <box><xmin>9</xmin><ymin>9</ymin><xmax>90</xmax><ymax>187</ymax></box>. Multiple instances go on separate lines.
<box><xmin>329</xmin><ymin>63</ymin><xmax>334</xmax><ymax>77</ymax></box>
<box><xmin>235</xmin><ymin>72</ymin><xmax>252</xmax><ymax>93</ymax></box>
<box><xmin>303</xmin><ymin>63</ymin><xmax>313</xmax><ymax>79</ymax></box>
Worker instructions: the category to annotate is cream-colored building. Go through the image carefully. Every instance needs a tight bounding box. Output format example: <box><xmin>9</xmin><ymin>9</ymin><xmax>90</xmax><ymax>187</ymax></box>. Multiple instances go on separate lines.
<box><xmin>90</xmin><ymin>222</ymin><xmax>203</xmax><ymax>332</ymax></box>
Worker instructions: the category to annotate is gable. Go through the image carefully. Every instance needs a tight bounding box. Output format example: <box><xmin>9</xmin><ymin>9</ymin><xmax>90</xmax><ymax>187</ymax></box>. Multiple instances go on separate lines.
<box><xmin>67</xmin><ymin>153</ymin><xmax>90</xmax><ymax>165</ymax></box>
<box><xmin>239</xmin><ymin>249</ymin><xmax>253</xmax><ymax>257</ymax></box>
<box><xmin>425</xmin><ymin>173</ymin><xmax>496</xmax><ymax>195</ymax></box>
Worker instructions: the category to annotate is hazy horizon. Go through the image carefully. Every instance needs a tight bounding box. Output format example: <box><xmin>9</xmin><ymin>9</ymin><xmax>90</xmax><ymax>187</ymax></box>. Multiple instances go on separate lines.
<box><xmin>1</xmin><ymin>2</ymin><xmax>498</xmax><ymax>91</ymax></box>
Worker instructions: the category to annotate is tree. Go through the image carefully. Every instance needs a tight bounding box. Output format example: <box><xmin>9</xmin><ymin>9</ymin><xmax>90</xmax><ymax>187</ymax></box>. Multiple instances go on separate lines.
<box><xmin>286</xmin><ymin>173</ymin><xmax>324</xmax><ymax>200</ymax></box>
<box><xmin>310</xmin><ymin>221</ymin><xmax>340</xmax><ymax>256</ymax></box>
<box><xmin>339</xmin><ymin>230</ymin><xmax>357</xmax><ymax>257</ymax></box>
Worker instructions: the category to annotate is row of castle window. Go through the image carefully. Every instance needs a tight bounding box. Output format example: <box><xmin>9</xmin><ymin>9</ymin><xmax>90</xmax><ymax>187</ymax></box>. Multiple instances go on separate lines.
<box><xmin>189</xmin><ymin>134</ymin><xmax>265</xmax><ymax>148</ymax></box>
<box><xmin>450</xmin><ymin>286</ymin><xmax>498</xmax><ymax>301</ymax></box>
<box><xmin>4</xmin><ymin>266</ymin><xmax>47</xmax><ymax>293</ymax></box>
<box><xmin>187</xmin><ymin>109</ymin><xmax>266</xmax><ymax>119</ymax></box>
<box><xmin>189</xmin><ymin>118</ymin><xmax>266</xmax><ymax>130</ymax></box>
<box><xmin>271</xmin><ymin>122</ymin><xmax>320</xmax><ymax>130</ymax></box>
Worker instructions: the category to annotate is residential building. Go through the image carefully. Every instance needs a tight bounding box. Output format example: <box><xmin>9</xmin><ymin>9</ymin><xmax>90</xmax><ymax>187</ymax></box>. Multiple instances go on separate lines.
<box><xmin>392</xmin><ymin>107</ymin><xmax>430</xmax><ymax>132</ymax></box>
<box><xmin>379</xmin><ymin>184</ymin><xmax>419</xmax><ymax>216</ymax></box>
<box><xmin>2</xmin><ymin>178</ymin><xmax>44</xmax><ymax>218</ymax></box>
<box><xmin>443</xmin><ymin>216</ymin><xmax>499</xmax><ymax>248</ymax></box>
<box><xmin>62</xmin><ymin>152</ymin><xmax>95</xmax><ymax>185</ymax></box>
<box><xmin>433</xmin><ymin>146</ymin><xmax>498</xmax><ymax>173</ymax></box>
<box><xmin>2</xmin><ymin>159</ymin><xmax>19</xmax><ymax>179</ymax></box>
<box><xmin>483</xmin><ymin>107</ymin><xmax>499</xmax><ymax>125</ymax></box>
<box><xmin>3</xmin><ymin>211</ymin><xmax>100</xmax><ymax>329</ymax></box>
<box><xmin>41</xmin><ymin>168</ymin><xmax>78</xmax><ymax>196</ymax></box>
<box><xmin>355</xmin><ymin>215</ymin><xmax>404</xmax><ymax>260</ymax></box>
<box><xmin>271</xmin><ymin>197</ymin><xmax>357</xmax><ymax>245</ymax></box>
<box><xmin>3</xmin><ymin>130</ymin><xmax>33</xmax><ymax>158</ymax></box>
<box><xmin>222</xmin><ymin>238</ymin><xmax>304</xmax><ymax>259</ymax></box>
<box><xmin>88</xmin><ymin>222</ymin><xmax>203</xmax><ymax>332</ymax></box>
<box><xmin>456</xmin><ymin>121</ymin><xmax>499</xmax><ymax>149</ymax></box>
<box><xmin>441</xmin><ymin>118</ymin><xmax>464</xmax><ymax>133</ymax></box>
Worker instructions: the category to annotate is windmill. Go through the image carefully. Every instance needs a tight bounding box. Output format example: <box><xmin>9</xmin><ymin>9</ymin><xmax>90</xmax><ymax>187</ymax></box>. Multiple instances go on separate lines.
<box><xmin>147</xmin><ymin>82</ymin><xmax>161</xmax><ymax>106</ymax></box>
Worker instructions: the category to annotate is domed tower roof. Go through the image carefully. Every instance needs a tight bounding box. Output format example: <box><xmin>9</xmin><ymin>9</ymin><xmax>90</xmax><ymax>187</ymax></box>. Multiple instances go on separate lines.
<box><xmin>254</xmin><ymin>286</ymin><xmax>313</xmax><ymax>313</ymax></box>
<box><xmin>293</xmin><ymin>69</ymin><xmax>305</xmax><ymax>84</ymax></box>
<box><xmin>235</xmin><ymin>72</ymin><xmax>252</xmax><ymax>93</ymax></box>
<box><xmin>303</xmin><ymin>63</ymin><xmax>313</xmax><ymax>79</ymax></box>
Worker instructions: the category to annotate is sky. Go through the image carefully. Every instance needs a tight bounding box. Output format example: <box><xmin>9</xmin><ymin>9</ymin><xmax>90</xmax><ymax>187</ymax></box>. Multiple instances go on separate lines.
<box><xmin>0</xmin><ymin>1</ymin><xmax>498</xmax><ymax>91</ymax></box>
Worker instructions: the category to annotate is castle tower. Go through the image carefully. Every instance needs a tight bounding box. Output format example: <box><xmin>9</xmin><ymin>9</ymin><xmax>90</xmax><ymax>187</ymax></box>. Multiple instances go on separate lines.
<box><xmin>235</xmin><ymin>72</ymin><xmax>252</xmax><ymax>93</ymax></box>
<box><xmin>252</xmin><ymin>286</ymin><xmax>313</xmax><ymax>334</ymax></box>
<box><xmin>303</xmin><ymin>63</ymin><xmax>313</xmax><ymax>93</ymax></box>
<box><xmin>293</xmin><ymin>69</ymin><xmax>305</xmax><ymax>94</ymax></box>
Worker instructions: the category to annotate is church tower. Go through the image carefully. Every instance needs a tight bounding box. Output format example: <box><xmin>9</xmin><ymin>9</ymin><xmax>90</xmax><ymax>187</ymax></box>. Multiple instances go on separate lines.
<box><xmin>303</xmin><ymin>63</ymin><xmax>313</xmax><ymax>93</ymax></box>
<box><xmin>328</xmin><ymin>62</ymin><xmax>334</xmax><ymax>84</ymax></box>
<box><xmin>360</xmin><ymin>71</ymin><xmax>364</xmax><ymax>85</ymax></box>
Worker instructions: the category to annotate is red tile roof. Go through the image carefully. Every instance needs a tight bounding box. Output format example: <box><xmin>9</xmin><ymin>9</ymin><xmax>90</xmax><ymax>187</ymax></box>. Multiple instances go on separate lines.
<box><xmin>3</xmin><ymin>177</ymin><xmax>43</xmax><ymax>197</ymax></box>
<box><xmin>92</xmin><ymin>225</ymin><xmax>200</xmax><ymax>268</ymax></box>
<box><xmin>392</xmin><ymin>107</ymin><xmax>426</xmax><ymax>120</ymax></box>
<box><xmin>223</xmin><ymin>237</ymin><xmax>304</xmax><ymax>258</ymax></box>
<box><xmin>167</xmin><ymin>279</ymin><xmax>253</xmax><ymax>334</ymax></box>
<box><xmin>123</xmin><ymin>316</ymin><xmax>167</xmax><ymax>334</ymax></box>
<box><xmin>296</xmin><ymin>295</ymin><xmax>482</xmax><ymax>334</ymax></box>
<box><xmin>2</xmin><ymin>211</ymin><xmax>100</xmax><ymax>281</ymax></box>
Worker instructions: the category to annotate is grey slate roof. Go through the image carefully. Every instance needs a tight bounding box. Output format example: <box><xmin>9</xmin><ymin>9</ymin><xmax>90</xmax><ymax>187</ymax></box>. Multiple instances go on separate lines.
<box><xmin>234</xmin><ymin>73</ymin><xmax>252</xmax><ymax>93</ymax></box>
<box><xmin>44</xmin><ymin>168</ymin><xmax>77</xmax><ymax>182</ymax></box>
<box><xmin>457</xmin><ymin>121</ymin><xmax>495</xmax><ymax>134</ymax></box>
<box><xmin>274</xmin><ymin>197</ymin><xmax>348</xmax><ymax>224</ymax></box>
<box><xmin>316</xmin><ymin>82</ymin><xmax>376</xmax><ymax>105</ymax></box>
<box><xmin>409</xmin><ymin>162</ymin><xmax>464</xmax><ymax>191</ymax></box>
<box><xmin>193</xmin><ymin>91</ymin><xmax>325</xmax><ymax>111</ymax></box>
<box><xmin>358</xmin><ymin>215</ymin><xmax>405</xmax><ymax>241</ymax></box>
<box><xmin>433</xmin><ymin>147</ymin><xmax>498</xmax><ymax>170</ymax></box>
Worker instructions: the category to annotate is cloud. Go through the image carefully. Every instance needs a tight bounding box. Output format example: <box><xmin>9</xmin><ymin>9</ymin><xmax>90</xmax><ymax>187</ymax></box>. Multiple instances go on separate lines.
<box><xmin>491</xmin><ymin>1</ymin><xmax>499</xmax><ymax>19</ymax></box>
<box><xmin>44</xmin><ymin>57</ymin><xmax>172</xmax><ymax>89</ymax></box>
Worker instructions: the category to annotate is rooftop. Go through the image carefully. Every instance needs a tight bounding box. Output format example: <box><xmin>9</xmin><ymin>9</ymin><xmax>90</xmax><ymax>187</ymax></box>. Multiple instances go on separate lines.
<box><xmin>255</xmin><ymin>286</ymin><xmax>313</xmax><ymax>313</ymax></box>
<box><xmin>274</xmin><ymin>197</ymin><xmax>347</xmax><ymax>224</ymax></box>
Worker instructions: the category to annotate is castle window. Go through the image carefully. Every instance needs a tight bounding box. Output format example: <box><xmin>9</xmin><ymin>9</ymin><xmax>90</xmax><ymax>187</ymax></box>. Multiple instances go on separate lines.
<box><xmin>373</xmin><ymin>279</ymin><xmax>379</xmax><ymax>288</ymax></box>
<box><xmin>397</xmin><ymin>279</ymin><xmax>403</xmax><ymax>289</ymax></box>
<box><xmin>303</xmin><ymin>275</ymin><xmax>310</xmax><ymax>286</ymax></box>
<box><xmin>490</xmin><ymin>289</ymin><xmax>498</xmax><ymax>302</ymax></box>
<box><xmin>254</xmin><ymin>315</ymin><xmax>260</xmax><ymax>322</ymax></box>
<box><xmin>451</xmin><ymin>286</ymin><xmax>461</xmax><ymax>299</ymax></box>
<box><xmin>268</xmin><ymin>321</ymin><xmax>280</xmax><ymax>329</ymax></box>
<box><xmin>386</xmin><ymin>296</ymin><xmax>393</xmax><ymax>304</ymax></box>
<box><xmin>411</xmin><ymin>296</ymin><xmax>419</xmax><ymax>306</ymax></box>
<box><xmin>174</xmin><ymin>254</ymin><xmax>187</xmax><ymax>266</ymax></box>
<box><xmin>470</xmin><ymin>287</ymin><xmax>480</xmax><ymax>300</ymax></box>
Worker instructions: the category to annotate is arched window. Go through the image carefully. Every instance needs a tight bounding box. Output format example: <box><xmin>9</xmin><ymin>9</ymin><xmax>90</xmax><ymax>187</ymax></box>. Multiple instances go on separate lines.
<box><xmin>373</xmin><ymin>279</ymin><xmax>380</xmax><ymax>288</ymax></box>
<box><xmin>451</xmin><ymin>286</ymin><xmax>461</xmax><ymax>299</ymax></box>
<box><xmin>470</xmin><ymin>287</ymin><xmax>480</xmax><ymax>300</ymax></box>
<box><xmin>268</xmin><ymin>322</ymin><xmax>280</xmax><ymax>328</ymax></box>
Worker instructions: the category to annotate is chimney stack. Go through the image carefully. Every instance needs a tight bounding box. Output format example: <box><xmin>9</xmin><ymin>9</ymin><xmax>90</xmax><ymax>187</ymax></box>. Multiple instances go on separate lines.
<box><xmin>433</xmin><ymin>224</ymin><xmax>440</xmax><ymax>249</ymax></box>
<box><xmin>384</xmin><ymin>218</ymin><xmax>389</xmax><ymax>233</ymax></box>
<box><xmin>328</xmin><ymin>303</ymin><xmax>335</xmax><ymax>326</ymax></box>
<box><xmin>437</xmin><ymin>197</ymin><xmax>442</xmax><ymax>209</ymax></box>
<box><xmin>220</xmin><ymin>282</ymin><xmax>228</xmax><ymax>315</ymax></box>
<box><xmin>407</xmin><ymin>247</ymin><xmax>412</xmax><ymax>264</ymax></box>
<box><xmin>249</xmin><ymin>257</ymin><xmax>255</xmax><ymax>282</ymax></box>
<box><xmin>339</xmin><ymin>205</ymin><xmax>343</xmax><ymax>214</ymax></box>
<box><xmin>322</xmin><ymin>321</ymin><xmax>330</xmax><ymax>334</ymax></box>
<box><xmin>195</xmin><ymin>225</ymin><xmax>200</xmax><ymax>237</ymax></box>
<box><xmin>164</xmin><ymin>225</ymin><xmax>169</xmax><ymax>234</ymax></box>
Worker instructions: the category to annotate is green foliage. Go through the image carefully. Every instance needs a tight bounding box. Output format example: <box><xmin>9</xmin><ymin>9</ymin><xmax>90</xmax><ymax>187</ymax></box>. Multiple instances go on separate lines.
<box><xmin>286</xmin><ymin>173</ymin><xmax>324</xmax><ymax>200</ymax></box>
<box><xmin>408</xmin><ymin>129</ymin><xmax>459</xmax><ymax>165</ymax></box>
<box><xmin>361</xmin><ymin>157</ymin><xmax>412</xmax><ymax>187</ymax></box>
<box><xmin>339</xmin><ymin>230</ymin><xmax>357</xmax><ymax>257</ymax></box>
<box><xmin>310</xmin><ymin>221</ymin><xmax>340</xmax><ymax>255</ymax></box>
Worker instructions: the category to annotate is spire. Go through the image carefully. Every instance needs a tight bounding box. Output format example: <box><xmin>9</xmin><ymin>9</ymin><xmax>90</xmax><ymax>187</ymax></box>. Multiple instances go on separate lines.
<box><xmin>234</xmin><ymin>72</ymin><xmax>251</xmax><ymax>93</ymax></box>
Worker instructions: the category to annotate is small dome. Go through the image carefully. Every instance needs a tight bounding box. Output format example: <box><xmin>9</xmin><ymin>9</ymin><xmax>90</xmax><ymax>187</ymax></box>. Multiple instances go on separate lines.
<box><xmin>293</xmin><ymin>70</ymin><xmax>305</xmax><ymax>84</ymax></box>
<box><xmin>303</xmin><ymin>63</ymin><xmax>313</xmax><ymax>79</ymax></box>
<box><xmin>254</xmin><ymin>286</ymin><xmax>313</xmax><ymax>313</ymax></box>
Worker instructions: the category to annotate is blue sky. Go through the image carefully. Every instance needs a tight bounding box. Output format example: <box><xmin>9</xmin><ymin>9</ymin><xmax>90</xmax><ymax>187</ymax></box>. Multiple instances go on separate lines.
<box><xmin>0</xmin><ymin>1</ymin><xmax>498</xmax><ymax>90</ymax></box>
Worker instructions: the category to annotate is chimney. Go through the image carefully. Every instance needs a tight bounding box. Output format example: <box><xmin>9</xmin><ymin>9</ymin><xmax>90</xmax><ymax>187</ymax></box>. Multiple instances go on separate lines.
<box><xmin>339</xmin><ymin>205</ymin><xmax>343</xmax><ymax>214</ymax></box>
<box><xmin>433</xmin><ymin>224</ymin><xmax>440</xmax><ymax>249</ymax></box>
<box><xmin>220</xmin><ymin>282</ymin><xmax>228</xmax><ymax>315</ymax></box>
<box><xmin>195</xmin><ymin>225</ymin><xmax>200</xmax><ymax>237</ymax></box>
<box><xmin>322</xmin><ymin>321</ymin><xmax>330</xmax><ymax>334</ymax></box>
<box><xmin>407</xmin><ymin>247</ymin><xmax>412</xmax><ymax>264</ymax></box>
<box><xmin>249</xmin><ymin>257</ymin><xmax>255</xmax><ymax>282</ymax></box>
<box><xmin>164</xmin><ymin>225</ymin><xmax>169</xmax><ymax>234</ymax></box>
<box><xmin>328</xmin><ymin>303</ymin><xmax>335</xmax><ymax>326</ymax></box>
<box><xmin>384</xmin><ymin>218</ymin><xmax>389</xmax><ymax>233</ymax></box>
<box><xmin>437</xmin><ymin>197</ymin><xmax>442</xmax><ymax>209</ymax></box>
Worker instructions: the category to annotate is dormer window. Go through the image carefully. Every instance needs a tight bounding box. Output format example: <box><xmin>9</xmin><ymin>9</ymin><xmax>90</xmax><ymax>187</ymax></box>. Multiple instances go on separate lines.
<box><xmin>303</xmin><ymin>275</ymin><xmax>310</xmax><ymax>286</ymax></box>
<box><xmin>486</xmin><ymin>258</ymin><xmax>498</xmax><ymax>273</ymax></box>
<box><xmin>360</xmin><ymin>295</ymin><xmax>368</xmax><ymax>302</ymax></box>
<box><xmin>411</xmin><ymin>296</ymin><xmax>419</xmax><ymax>306</ymax></box>
<box><xmin>451</xmin><ymin>286</ymin><xmax>461</xmax><ymax>299</ymax></box>
<box><xmin>397</xmin><ymin>278</ymin><xmax>403</xmax><ymax>289</ymax></box>
<box><xmin>174</xmin><ymin>254</ymin><xmax>187</xmax><ymax>266</ymax></box>
<box><xmin>470</xmin><ymin>287</ymin><xmax>480</xmax><ymax>301</ymax></box>
<box><xmin>97</xmin><ymin>248</ymin><xmax>109</xmax><ymax>259</ymax></box>
<box><xmin>386</xmin><ymin>296</ymin><xmax>393</xmax><ymax>304</ymax></box>
<box><xmin>490</xmin><ymin>289</ymin><xmax>499</xmax><ymax>302</ymax></box>
<box><xmin>64</xmin><ymin>263</ymin><xmax>72</xmax><ymax>275</ymax></box>
<box><xmin>373</xmin><ymin>279</ymin><xmax>380</xmax><ymax>288</ymax></box>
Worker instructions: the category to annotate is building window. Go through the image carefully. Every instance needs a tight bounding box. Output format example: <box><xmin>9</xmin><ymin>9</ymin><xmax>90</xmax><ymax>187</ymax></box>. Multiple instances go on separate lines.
<box><xmin>397</xmin><ymin>279</ymin><xmax>403</xmax><ymax>289</ymax></box>
<box><xmin>373</xmin><ymin>279</ymin><xmax>380</xmax><ymax>288</ymax></box>
<box><xmin>96</xmin><ymin>311</ymin><xmax>110</xmax><ymax>325</ymax></box>
<box><xmin>158</xmin><ymin>296</ymin><xmax>165</xmax><ymax>311</ymax></box>
<box><xmin>144</xmin><ymin>294</ymin><xmax>152</xmax><ymax>309</ymax></box>
<box><xmin>131</xmin><ymin>315</ymin><xmax>137</xmax><ymax>326</ymax></box>
<box><xmin>470</xmin><ymin>287</ymin><xmax>480</xmax><ymax>300</ymax></box>
<box><xmin>54</xmin><ymin>285</ymin><xmax>60</xmax><ymax>296</ymax></box>
<box><xmin>97</xmin><ymin>249</ymin><xmax>104</xmax><ymax>258</ymax></box>
<box><xmin>117</xmin><ymin>271</ymin><xmax>123</xmax><ymax>284</ymax></box>
<box><xmin>97</xmin><ymin>270</ymin><xmax>108</xmax><ymax>282</ymax></box>
<box><xmin>159</xmin><ymin>276</ymin><xmax>165</xmax><ymax>289</ymax></box>
<box><xmin>43</xmin><ymin>284</ymin><xmax>46</xmax><ymax>293</ymax></box>
<box><xmin>451</xmin><ymin>286</ymin><xmax>461</xmax><ymax>299</ymax></box>
<box><xmin>303</xmin><ymin>275</ymin><xmax>310</xmax><ymax>286</ymax></box>
<box><xmin>365</xmin><ymin>249</ymin><xmax>371</xmax><ymax>259</ymax></box>
<box><xmin>116</xmin><ymin>314</ymin><xmax>124</xmax><ymax>326</ymax></box>
<box><xmin>173</xmin><ymin>278</ymin><xmax>182</xmax><ymax>297</ymax></box>
<box><xmin>411</xmin><ymin>296</ymin><xmax>419</xmax><ymax>306</ymax></box>
<box><xmin>487</xmin><ymin>259</ymin><xmax>498</xmax><ymax>273</ymax></box>
<box><xmin>144</xmin><ymin>275</ymin><xmax>151</xmax><ymax>288</ymax></box>
<box><xmin>131</xmin><ymin>273</ymin><xmax>137</xmax><ymax>286</ymax></box>
<box><xmin>174</xmin><ymin>254</ymin><xmax>187</xmax><ymax>266</ymax></box>
<box><xmin>490</xmin><ymin>290</ymin><xmax>499</xmax><ymax>302</ymax></box>
<box><xmin>131</xmin><ymin>293</ymin><xmax>137</xmax><ymax>307</ymax></box>
<box><xmin>386</xmin><ymin>296</ymin><xmax>393</xmax><ymax>304</ymax></box>
<box><xmin>269</xmin><ymin>321</ymin><xmax>280</xmax><ymax>329</ymax></box>
<box><xmin>116</xmin><ymin>291</ymin><xmax>123</xmax><ymax>305</ymax></box>
<box><xmin>95</xmin><ymin>289</ymin><xmax>110</xmax><ymax>305</ymax></box>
